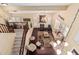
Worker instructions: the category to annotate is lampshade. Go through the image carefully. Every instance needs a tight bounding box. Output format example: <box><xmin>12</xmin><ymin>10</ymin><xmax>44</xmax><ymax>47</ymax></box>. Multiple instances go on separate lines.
<box><xmin>64</xmin><ymin>42</ymin><xmax>68</xmax><ymax>47</ymax></box>
<box><xmin>56</xmin><ymin>49</ymin><xmax>61</xmax><ymax>55</ymax></box>
<box><xmin>49</xmin><ymin>41</ymin><xmax>57</xmax><ymax>47</ymax></box>
<box><xmin>53</xmin><ymin>42</ymin><xmax>57</xmax><ymax>47</ymax></box>
<box><xmin>57</xmin><ymin>40</ymin><xmax>61</xmax><ymax>45</ymax></box>
<box><xmin>67</xmin><ymin>51</ymin><xmax>73</xmax><ymax>55</ymax></box>
<box><xmin>41</xmin><ymin>47</ymin><xmax>45</xmax><ymax>50</ymax></box>
<box><xmin>30</xmin><ymin>36</ymin><xmax>35</xmax><ymax>40</ymax></box>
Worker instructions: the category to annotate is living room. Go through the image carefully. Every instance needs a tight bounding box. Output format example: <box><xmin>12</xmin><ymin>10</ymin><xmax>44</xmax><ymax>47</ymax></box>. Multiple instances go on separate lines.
<box><xmin>0</xmin><ymin>3</ymin><xmax>79</xmax><ymax>55</ymax></box>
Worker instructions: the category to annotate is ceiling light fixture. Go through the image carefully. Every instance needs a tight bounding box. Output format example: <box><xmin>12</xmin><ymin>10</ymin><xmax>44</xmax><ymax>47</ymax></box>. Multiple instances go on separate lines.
<box><xmin>1</xmin><ymin>3</ymin><xmax>8</xmax><ymax>6</ymax></box>
<box><xmin>56</xmin><ymin>49</ymin><xmax>61</xmax><ymax>55</ymax></box>
<box><xmin>67</xmin><ymin>51</ymin><xmax>73</xmax><ymax>55</ymax></box>
<box><xmin>57</xmin><ymin>40</ymin><xmax>61</xmax><ymax>45</ymax></box>
<box><xmin>53</xmin><ymin>42</ymin><xmax>57</xmax><ymax>47</ymax></box>
<box><xmin>49</xmin><ymin>41</ymin><xmax>57</xmax><ymax>48</ymax></box>
<box><xmin>64</xmin><ymin>42</ymin><xmax>68</xmax><ymax>47</ymax></box>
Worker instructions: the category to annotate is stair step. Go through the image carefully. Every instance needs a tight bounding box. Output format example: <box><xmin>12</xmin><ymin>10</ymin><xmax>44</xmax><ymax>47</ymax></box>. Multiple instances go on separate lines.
<box><xmin>12</xmin><ymin>48</ymin><xmax>20</xmax><ymax>54</ymax></box>
<box><xmin>12</xmin><ymin>52</ymin><xmax>19</xmax><ymax>55</ymax></box>
<box><xmin>14</xmin><ymin>40</ymin><xmax>21</xmax><ymax>43</ymax></box>
<box><xmin>12</xmin><ymin>29</ymin><xmax>24</xmax><ymax>55</ymax></box>
<box><xmin>13</xmin><ymin>45</ymin><xmax>21</xmax><ymax>48</ymax></box>
<box><xmin>14</xmin><ymin>43</ymin><xmax>21</xmax><ymax>46</ymax></box>
<box><xmin>14</xmin><ymin>39</ymin><xmax>22</xmax><ymax>41</ymax></box>
<box><xmin>12</xmin><ymin>51</ymin><xmax>19</xmax><ymax>53</ymax></box>
<box><xmin>12</xmin><ymin>49</ymin><xmax>20</xmax><ymax>52</ymax></box>
<box><xmin>12</xmin><ymin>47</ymin><xmax>20</xmax><ymax>50</ymax></box>
<box><xmin>13</xmin><ymin>46</ymin><xmax>19</xmax><ymax>48</ymax></box>
<box><xmin>13</xmin><ymin>43</ymin><xmax>21</xmax><ymax>46</ymax></box>
<box><xmin>13</xmin><ymin>42</ymin><xmax>21</xmax><ymax>45</ymax></box>
<box><xmin>15</xmin><ymin>35</ymin><xmax>23</xmax><ymax>37</ymax></box>
<box><xmin>13</xmin><ymin>43</ymin><xmax>21</xmax><ymax>45</ymax></box>
<box><xmin>14</xmin><ymin>39</ymin><xmax>22</xmax><ymax>42</ymax></box>
<box><xmin>12</xmin><ymin>47</ymin><xmax>20</xmax><ymax>52</ymax></box>
<box><xmin>15</xmin><ymin>37</ymin><xmax>22</xmax><ymax>39</ymax></box>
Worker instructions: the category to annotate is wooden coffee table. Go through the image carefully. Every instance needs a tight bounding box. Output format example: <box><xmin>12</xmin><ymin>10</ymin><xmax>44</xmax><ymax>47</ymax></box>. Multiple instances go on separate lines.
<box><xmin>38</xmin><ymin>31</ymin><xmax>53</xmax><ymax>47</ymax></box>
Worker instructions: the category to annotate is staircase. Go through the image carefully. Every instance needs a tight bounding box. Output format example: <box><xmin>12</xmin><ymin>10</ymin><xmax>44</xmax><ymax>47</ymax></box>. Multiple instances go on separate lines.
<box><xmin>12</xmin><ymin>29</ymin><xmax>24</xmax><ymax>55</ymax></box>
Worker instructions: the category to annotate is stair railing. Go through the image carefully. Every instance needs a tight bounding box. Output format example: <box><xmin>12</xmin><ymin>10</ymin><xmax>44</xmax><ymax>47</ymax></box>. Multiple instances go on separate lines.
<box><xmin>19</xmin><ymin>23</ymin><xmax>29</xmax><ymax>55</ymax></box>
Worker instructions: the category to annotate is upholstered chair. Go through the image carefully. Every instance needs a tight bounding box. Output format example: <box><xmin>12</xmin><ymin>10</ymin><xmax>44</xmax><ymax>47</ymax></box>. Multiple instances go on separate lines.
<box><xmin>30</xmin><ymin>36</ymin><xmax>35</xmax><ymax>40</ymax></box>
<box><xmin>26</xmin><ymin>43</ymin><xmax>37</xmax><ymax>52</ymax></box>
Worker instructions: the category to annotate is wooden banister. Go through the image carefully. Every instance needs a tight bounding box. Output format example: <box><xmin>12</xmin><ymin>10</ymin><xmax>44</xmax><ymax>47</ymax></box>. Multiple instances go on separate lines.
<box><xmin>19</xmin><ymin>23</ymin><xmax>29</xmax><ymax>55</ymax></box>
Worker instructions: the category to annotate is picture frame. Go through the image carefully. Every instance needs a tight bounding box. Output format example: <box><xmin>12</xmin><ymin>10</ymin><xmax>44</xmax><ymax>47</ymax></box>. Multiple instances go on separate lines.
<box><xmin>39</xmin><ymin>15</ymin><xmax>46</xmax><ymax>23</ymax></box>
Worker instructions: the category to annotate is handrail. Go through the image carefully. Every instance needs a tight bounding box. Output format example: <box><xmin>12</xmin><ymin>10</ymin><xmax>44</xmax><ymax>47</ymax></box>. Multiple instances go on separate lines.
<box><xmin>65</xmin><ymin>9</ymin><xmax>79</xmax><ymax>39</ymax></box>
<box><xmin>19</xmin><ymin>25</ymin><xmax>29</xmax><ymax>55</ymax></box>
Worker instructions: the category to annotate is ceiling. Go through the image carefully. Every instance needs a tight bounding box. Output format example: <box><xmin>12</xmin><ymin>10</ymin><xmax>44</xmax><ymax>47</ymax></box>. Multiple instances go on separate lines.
<box><xmin>0</xmin><ymin>3</ymin><xmax>71</xmax><ymax>14</ymax></box>
<box><xmin>7</xmin><ymin>3</ymin><xmax>70</xmax><ymax>6</ymax></box>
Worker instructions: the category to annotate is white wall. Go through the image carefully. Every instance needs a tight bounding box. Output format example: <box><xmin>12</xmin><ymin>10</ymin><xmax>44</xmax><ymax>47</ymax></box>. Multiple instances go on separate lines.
<box><xmin>32</xmin><ymin>13</ymin><xmax>52</xmax><ymax>28</ymax></box>
<box><xmin>62</xmin><ymin>11</ymin><xmax>79</xmax><ymax>54</ymax></box>
<box><xmin>12</xmin><ymin>13</ymin><xmax>53</xmax><ymax>28</ymax></box>
<box><xmin>0</xmin><ymin>33</ymin><xmax>15</xmax><ymax>55</ymax></box>
<box><xmin>0</xmin><ymin>7</ymin><xmax>10</xmax><ymax>25</ymax></box>
<box><xmin>0</xmin><ymin>18</ymin><xmax>6</xmax><ymax>24</ymax></box>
